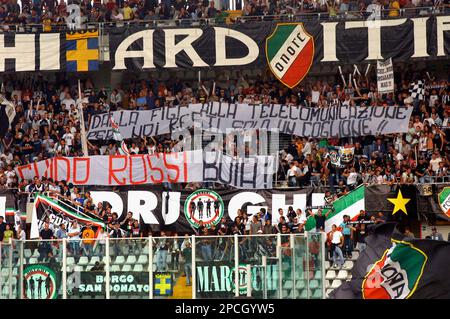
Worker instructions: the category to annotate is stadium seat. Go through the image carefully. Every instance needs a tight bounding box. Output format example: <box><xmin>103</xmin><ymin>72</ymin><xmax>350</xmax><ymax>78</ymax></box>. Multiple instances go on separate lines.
<box><xmin>336</xmin><ymin>270</ymin><xmax>347</xmax><ymax>280</ymax></box>
<box><xmin>122</xmin><ymin>265</ymin><xmax>132</xmax><ymax>272</ymax></box>
<box><xmin>24</xmin><ymin>249</ymin><xmax>32</xmax><ymax>259</ymax></box>
<box><xmin>66</xmin><ymin>257</ymin><xmax>75</xmax><ymax>265</ymax></box>
<box><xmin>78</xmin><ymin>256</ymin><xmax>89</xmax><ymax>266</ymax></box>
<box><xmin>312</xmin><ymin>289</ymin><xmax>323</xmax><ymax>299</ymax></box>
<box><xmin>351</xmin><ymin>252</ymin><xmax>359</xmax><ymax>261</ymax></box>
<box><xmin>111</xmin><ymin>265</ymin><xmax>120</xmax><ymax>272</ymax></box>
<box><xmin>102</xmin><ymin>256</ymin><xmax>111</xmax><ymax>264</ymax></box>
<box><xmin>283</xmin><ymin>280</ymin><xmax>293</xmax><ymax>289</ymax></box>
<box><xmin>2</xmin><ymin>286</ymin><xmax>9</xmax><ymax>296</ymax></box>
<box><xmin>326</xmin><ymin>289</ymin><xmax>334</xmax><ymax>297</ymax></box>
<box><xmin>309</xmin><ymin>280</ymin><xmax>319</xmax><ymax>289</ymax></box>
<box><xmin>74</xmin><ymin>265</ymin><xmax>83</xmax><ymax>272</ymax></box>
<box><xmin>89</xmin><ymin>256</ymin><xmax>100</xmax><ymax>265</ymax></box>
<box><xmin>297</xmin><ymin>289</ymin><xmax>308</xmax><ymax>299</ymax></box>
<box><xmin>125</xmin><ymin>256</ymin><xmax>137</xmax><ymax>264</ymax></box>
<box><xmin>137</xmin><ymin>255</ymin><xmax>148</xmax><ymax>264</ymax></box>
<box><xmin>331</xmin><ymin>280</ymin><xmax>342</xmax><ymax>289</ymax></box>
<box><xmin>343</xmin><ymin>261</ymin><xmax>353</xmax><ymax>269</ymax></box>
<box><xmin>325</xmin><ymin>270</ymin><xmax>336</xmax><ymax>280</ymax></box>
<box><xmin>1</xmin><ymin>268</ymin><xmax>8</xmax><ymax>276</ymax></box>
<box><xmin>31</xmin><ymin>250</ymin><xmax>39</xmax><ymax>258</ymax></box>
<box><xmin>115</xmin><ymin>256</ymin><xmax>125</xmax><ymax>265</ymax></box>
<box><xmin>295</xmin><ymin>280</ymin><xmax>306</xmax><ymax>290</ymax></box>
<box><xmin>133</xmin><ymin>264</ymin><xmax>144</xmax><ymax>272</ymax></box>
<box><xmin>314</xmin><ymin>270</ymin><xmax>322</xmax><ymax>279</ymax></box>
<box><xmin>28</xmin><ymin>257</ymin><xmax>38</xmax><ymax>264</ymax></box>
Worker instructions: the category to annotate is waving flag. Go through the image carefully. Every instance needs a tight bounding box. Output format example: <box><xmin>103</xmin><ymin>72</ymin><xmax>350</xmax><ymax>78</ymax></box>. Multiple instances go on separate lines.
<box><xmin>329</xmin><ymin>223</ymin><xmax>450</xmax><ymax>299</ymax></box>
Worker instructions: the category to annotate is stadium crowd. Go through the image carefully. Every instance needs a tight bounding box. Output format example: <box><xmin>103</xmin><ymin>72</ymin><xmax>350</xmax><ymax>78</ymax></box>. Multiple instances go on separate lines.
<box><xmin>0</xmin><ymin>71</ymin><xmax>449</xmax><ymax>194</ymax></box>
<box><xmin>0</xmin><ymin>0</ymin><xmax>449</xmax><ymax>30</ymax></box>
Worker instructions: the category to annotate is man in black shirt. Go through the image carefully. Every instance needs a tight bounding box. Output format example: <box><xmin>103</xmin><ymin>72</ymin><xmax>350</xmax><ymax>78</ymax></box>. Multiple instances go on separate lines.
<box><xmin>38</xmin><ymin>222</ymin><xmax>54</xmax><ymax>261</ymax></box>
<box><xmin>312</xmin><ymin>209</ymin><xmax>331</xmax><ymax>232</ymax></box>
<box><xmin>357</xmin><ymin>210</ymin><xmax>369</xmax><ymax>222</ymax></box>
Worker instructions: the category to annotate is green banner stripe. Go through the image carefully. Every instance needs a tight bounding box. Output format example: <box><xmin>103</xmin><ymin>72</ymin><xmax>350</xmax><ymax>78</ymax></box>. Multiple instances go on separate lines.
<box><xmin>267</xmin><ymin>24</ymin><xmax>297</xmax><ymax>61</ymax></box>
<box><xmin>391</xmin><ymin>243</ymin><xmax>426</xmax><ymax>291</ymax></box>
<box><xmin>305</xmin><ymin>186</ymin><xmax>365</xmax><ymax>231</ymax></box>
<box><xmin>439</xmin><ymin>187</ymin><xmax>450</xmax><ymax>203</ymax></box>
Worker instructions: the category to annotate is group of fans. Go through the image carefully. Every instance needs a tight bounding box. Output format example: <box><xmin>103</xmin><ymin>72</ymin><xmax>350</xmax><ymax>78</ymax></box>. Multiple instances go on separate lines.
<box><xmin>0</xmin><ymin>70</ymin><xmax>449</xmax><ymax>193</ymax></box>
<box><xmin>1</xmin><ymin>0</ymin><xmax>449</xmax><ymax>31</ymax></box>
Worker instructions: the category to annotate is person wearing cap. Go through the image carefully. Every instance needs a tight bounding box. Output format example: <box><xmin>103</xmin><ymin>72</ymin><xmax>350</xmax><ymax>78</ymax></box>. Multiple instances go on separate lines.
<box><xmin>430</xmin><ymin>227</ymin><xmax>443</xmax><ymax>241</ymax></box>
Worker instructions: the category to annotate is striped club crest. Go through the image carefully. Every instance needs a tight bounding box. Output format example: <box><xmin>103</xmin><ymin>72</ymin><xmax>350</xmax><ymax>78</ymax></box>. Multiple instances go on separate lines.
<box><xmin>266</xmin><ymin>23</ymin><xmax>314</xmax><ymax>88</ymax></box>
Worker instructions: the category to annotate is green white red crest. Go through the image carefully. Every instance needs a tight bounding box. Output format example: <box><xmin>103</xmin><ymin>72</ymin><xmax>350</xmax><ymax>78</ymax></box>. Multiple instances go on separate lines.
<box><xmin>266</xmin><ymin>23</ymin><xmax>314</xmax><ymax>88</ymax></box>
<box><xmin>438</xmin><ymin>187</ymin><xmax>450</xmax><ymax>218</ymax></box>
<box><xmin>184</xmin><ymin>189</ymin><xmax>224</xmax><ymax>229</ymax></box>
<box><xmin>362</xmin><ymin>240</ymin><xmax>427</xmax><ymax>299</ymax></box>
<box><xmin>23</xmin><ymin>265</ymin><xmax>58</xmax><ymax>299</ymax></box>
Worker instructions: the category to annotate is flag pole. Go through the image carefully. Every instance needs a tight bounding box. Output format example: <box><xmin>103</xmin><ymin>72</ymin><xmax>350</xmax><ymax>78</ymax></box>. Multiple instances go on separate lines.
<box><xmin>78</xmin><ymin>79</ymin><xmax>89</xmax><ymax>157</ymax></box>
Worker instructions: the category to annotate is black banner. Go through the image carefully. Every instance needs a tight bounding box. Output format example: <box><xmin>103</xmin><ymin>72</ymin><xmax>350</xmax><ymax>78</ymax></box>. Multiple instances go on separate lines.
<box><xmin>109</xmin><ymin>16</ymin><xmax>450</xmax><ymax>72</ymax></box>
<box><xmin>1</xmin><ymin>184</ymin><xmax>448</xmax><ymax>236</ymax></box>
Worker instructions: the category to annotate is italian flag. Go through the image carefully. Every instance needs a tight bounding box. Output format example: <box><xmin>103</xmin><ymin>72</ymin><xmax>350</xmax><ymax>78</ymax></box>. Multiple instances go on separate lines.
<box><xmin>305</xmin><ymin>186</ymin><xmax>365</xmax><ymax>233</ymax></box>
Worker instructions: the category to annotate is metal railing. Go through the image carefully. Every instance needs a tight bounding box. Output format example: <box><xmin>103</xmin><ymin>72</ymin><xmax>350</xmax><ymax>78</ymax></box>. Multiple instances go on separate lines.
<box><xmin>0</xmin><ymin>7</ymin><xmax>448</xmax><ymax>33</ymax></box>
<box><xmin>0</xmin><ymin>233</ymin><xmax>326</xmax><ymax>299</ymax></box>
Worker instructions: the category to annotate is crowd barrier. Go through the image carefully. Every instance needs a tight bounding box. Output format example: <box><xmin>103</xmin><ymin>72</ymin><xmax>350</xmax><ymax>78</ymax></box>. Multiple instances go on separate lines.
<box><xmin>0</xmin><ymin>233</ymin><xmax>326</xmax><ymax>300</ymax></box>
<box><xmin>1</xmin><ymin>7</ymin><xmax>448</xmax><ymax>33</ymax></box>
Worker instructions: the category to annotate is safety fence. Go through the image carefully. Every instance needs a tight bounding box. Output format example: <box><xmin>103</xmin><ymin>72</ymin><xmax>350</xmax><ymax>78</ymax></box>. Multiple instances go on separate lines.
<box><xmin>0</xmin><ymin>233</ymin><xmax>326</xmax><ymax>299</ymax></box>
<box><xmin>0</xmin><ymin>7</ymin><xmax>448</xmax><ymax>33</ymax></box>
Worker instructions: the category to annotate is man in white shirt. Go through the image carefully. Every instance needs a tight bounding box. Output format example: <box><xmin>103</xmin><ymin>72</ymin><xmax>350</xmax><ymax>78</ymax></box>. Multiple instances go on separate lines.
<box><xmin>287</xmin><ymin>163</ymin><xmax>300</xmax><ymax>187</ymax></box>
<box><xmin>62</xmin><ymin>127</ymin><xmax>74</xmax><ymax>147</ymax></box>
<box><xmin>302</xmin><ymin>138</ymin><xmax>312</xmax><ymax>157</ymax></box>
<box><xmin>61</xmin><ymin>92</ymin><xmax>76</xmax><ymax>112</ymax></box>
<box><xmin>346</xmin><ymin>167</ymin><xmax>359</xmax><ymax>188</ymax></box>
<box><xmin>296</xmin><ymin>209</ymin><xmax>307</xmax><ymax>225</ymax></box>
<box><xmin>429</xmin><ymin>153</ymin><xmax>443</xmax><ymax>173</ymax></box>
<box><xmin>68</xmin><ymin>220</ymin><xmax>81</xmax><ymax>257</ymax></box>
<box><xmin>330</xmin><ymin>224</ymin><xmax>345</xmax><ymax>269</ymax></box>
<box><xmin>5</xmin><ymin>165</ymin><xmax>16</xmax><ymax>186</ymax></box>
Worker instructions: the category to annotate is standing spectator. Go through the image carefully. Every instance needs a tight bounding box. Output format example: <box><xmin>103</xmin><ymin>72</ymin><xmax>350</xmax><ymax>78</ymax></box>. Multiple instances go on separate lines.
<box><xmin>0</xmin><ymin>216</ymin><xmax>6</xmax><ymax>242</ymax></box>
<box><xmin>16</xmin><ymin>225</ymin><xmax>26</xmax><ymax>241</ymax></box>
<box><xmin>330</xmin><ymin>224</ymin><xmax>345</xmax><ymax>269</ymax></box>
<box><xmin>55</xmin><ymin>224</ymin><xmax>68</xmax><ymax>260</ymax></box>
<box><xmin>82</xmin><ymin>225</ymin><xmax>95</xmax><ymax>257</ymax></box>
<box><xmin>155</xmin><ymin>231</ymin><xmax>169</xmax><ymax>271</ymax></box>
<box><xmin>182</xmin><ymin>241</ymin><xmax>192</xmax><ymax>286</ymax></box>
<box><xmin>355</xmin><ymin>223</ymin><xmax>368</xmax><ymax>252</ymax></box>
<box><xmin>310</xmin><ymin>208</ymin><xmax>330</xmax><ymax>232</ymax></box>
<box><xmin>38</xmin><ymin>222</ymin><xmax>54</xmax><ymax>262</ymax></box>
<box><xmin>68</xmin><ymin>220</ymin><xmax>81</xmax><ymax>258</ymax></box>
<box><xmin>95</xmin><ymin>227</ymin><xmax>108</xmax><ymax>257</ymax></box>
<box><xmin>340</xmin><ymin>215</ymin><xmax>356</xmax><ymax>259</ymax></box>
<box><xmin>2</xmin><ymin>224</ymin><xmax>14</xmax><ymax>260</ymax></box>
